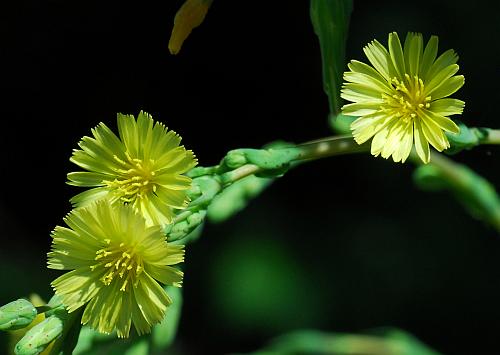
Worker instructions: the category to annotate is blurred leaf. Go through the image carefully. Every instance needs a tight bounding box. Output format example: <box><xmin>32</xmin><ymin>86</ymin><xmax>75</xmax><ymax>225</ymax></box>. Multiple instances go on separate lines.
<box><xmin>123</xmin><ymin>339</ymin><xmax>148</xmax><ymax>355</ymax></box>
<box><xmin>72</xmin><ymin>327</ymin><xmax>116</xmax><ymax>355</ymax></box>
<box><xmin>414</xmin><ymin>155</ymin><xmax>500</xmax><ymax>231</ymax></box>
<box><xmin>246</xmin><ymin>328</ymin><xmax>441</xmax><ymax>355</ymax></box>
<box><xmin>310</xmin><ymin>0</ymin><xmax>353</xmax><ymax>115</ymax></box>
<box><xmin>169</xmin><ymin>0</ymin><xmax>213</xmax><ymax>54</ymax></box>
<box><xmin>210</xmin><ymin>237</ymin><xmax>323</xmax><ymax>332</ymax></box>
<box><xmin>152</xmin><ymin>287</ymin><xmax>183</xmax><ymax>351</ymax></box>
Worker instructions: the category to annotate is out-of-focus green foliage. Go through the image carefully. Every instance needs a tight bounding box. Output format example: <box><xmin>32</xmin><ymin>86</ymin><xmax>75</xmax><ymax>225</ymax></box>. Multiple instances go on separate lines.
<box><xmin>209</xmin><ymin>235</ymin><xmax>324</xmax><ymax>333</ymax></box>
<box><xmin>246</xmin><ymin>328</ymin><xmax>441</xmax><ymax>355</ymax></box>
<box><xmin>414</xmin><ymin>155</ymin><xmax>500</xmax><ymax>231</ymax></box>
<box><xmin>152</xmin><ymin>287</ymin><xmax>183</xmax><ymax>352</ymax></box>
<box><xmin>310</xmin><ymin>0</ymin><xmax>353</xmax><ymax>115</ymax></box>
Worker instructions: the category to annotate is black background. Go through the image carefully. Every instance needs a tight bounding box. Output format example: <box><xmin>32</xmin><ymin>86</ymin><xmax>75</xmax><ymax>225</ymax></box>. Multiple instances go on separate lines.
<box><xmin>1</xmin><ymin>0</ymin><xmax>500</xmax><ymax>354</ymax></box>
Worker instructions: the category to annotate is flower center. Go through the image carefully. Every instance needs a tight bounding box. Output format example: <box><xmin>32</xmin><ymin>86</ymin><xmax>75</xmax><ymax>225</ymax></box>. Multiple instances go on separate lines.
<box><xmin>382</xmin><ymin>74</ymin><xmax>431</xmax><ymax>123</ymax></box>
<box><xmin>105</xmin><ymin>153</ymin><xmax>157</xmax><ymax>204</ymax></box>
<box><xmin>91</xmin><ymin>239</ymin><xmax>144</xmax><ymax>291</ymax></box>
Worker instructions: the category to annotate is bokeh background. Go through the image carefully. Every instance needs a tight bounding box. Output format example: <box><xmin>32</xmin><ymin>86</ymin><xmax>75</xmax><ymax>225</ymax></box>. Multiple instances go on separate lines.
<box><xmin>1</xmin><ymin>0</ymin><xmax>500</xmax><ymax>353</ymax></box>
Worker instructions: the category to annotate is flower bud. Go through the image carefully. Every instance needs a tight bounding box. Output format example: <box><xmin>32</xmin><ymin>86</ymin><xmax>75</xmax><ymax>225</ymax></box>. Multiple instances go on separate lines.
<box><xmin>14</xmin><ymin>315</ymin><xmax>63</xmax><ymax>355</ymax></box>
<box><xmin>224</xmin><ymin>150</ymin><xmax>248</xmax><ymax>169</ymax></box>
<box><xmin>0</xmin><ymin>299</ymin><xmax>37</xmax><ymax>331</ymax></box>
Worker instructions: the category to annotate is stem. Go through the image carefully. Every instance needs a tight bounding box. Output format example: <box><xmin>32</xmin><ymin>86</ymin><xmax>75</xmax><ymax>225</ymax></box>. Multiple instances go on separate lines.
<box><xmin>427</xmin><ymin>151</ymin><xmax>464</xmax><ymax>181</ymax></box>
<box><xmin>484</xmin><ymin>129</ymin><xmax>500</xmax><ymax>145</ymax></box>
<box><xmin>220</xmin><ymin>164</ymin><xmax>260</xmax><ymax>186</ymax></box>
<box><xmin>173</xmin><ymin>210</ymin><xmax>193</xmax><ymax>224</ymax></box>
<box><xmin>296</xmin><ymin>135</ymin><xmax>369</xmax><ymax>160</ymax></box>
<box><xmin>221</xmin><ymin>136</ymin><xmax>368</xmax><ymax>185</ymax></box>
<box><xmin>426</xmin><ymin>151</ymin><xmax>500</xmax><ymax>231</ymax></box>
<box><xmin>35</xmin><ymin>305</ymin><xmax>52</xmax><ymax>313</ymax></box>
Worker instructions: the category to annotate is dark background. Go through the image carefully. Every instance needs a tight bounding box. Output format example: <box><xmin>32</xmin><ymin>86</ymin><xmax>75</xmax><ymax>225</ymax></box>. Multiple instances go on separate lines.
<box><xmin>1</xmin><ymin>0</ymin><xmax>500</xmax><ymax>354</ymax></box>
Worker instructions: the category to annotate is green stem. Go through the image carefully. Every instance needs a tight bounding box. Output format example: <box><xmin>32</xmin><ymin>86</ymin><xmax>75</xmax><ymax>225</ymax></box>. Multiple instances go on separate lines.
<box><xmin>422</xmin><ymin>151</ymin><xmax>500</xmax><ymax>231</ymax></box>
<box><xmin>484</xmin><ymin>129</ymin><xmax>500</xmax><ymax>144</ymax></box>
<box><xmin>173</xmin><ymin>209</ymin><xmax>193</xmax><ymax>224</ymax></box>
<box><xmin>220</xmin><ymin>164</ymin><xmax>261</xmax><ymax>186</ymax></box>
<box><xmin>35</xmin><ymin>305</ymin><xmax>52</xmax><ymax>314</ymax></box>
<box><xmin>295</xmin><ymin>135</ymin><xmax>369</xmax><ymax>160</ymax></box>
<box><xmin>222</xmin><ymin>136</ymin><xmax>368</xmax><ymax>185</ymax></box>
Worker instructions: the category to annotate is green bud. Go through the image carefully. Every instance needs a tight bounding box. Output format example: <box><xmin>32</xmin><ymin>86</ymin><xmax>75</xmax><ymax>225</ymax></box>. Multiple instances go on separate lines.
<box><xmin>189</xmin><ymin>176</ymin><xmax>222</xmax><ymax>208</ymax></box>
<box><xmin>245</xmin><ymin>148</ymin><xmax>297</xmax><ymax>170</ymax></box>
<box><xmin>208</xmin><ymin>175</ymin><xmax>273</xmax><ymax>223</ymax></box>
<box><xmin>167</xmin><ymin>210</ymin><xmax>207</xmax><ymax>241</ymax></box>
<box><xmin>224</xmin><ymin>150</ymin><xmax>247</xmax><ymax>169</ymax></box>
<box><xmin>0</xmin><ymin>299</ymin><xmax>37</xmax><ymax>331</ymax></box>
<box><xmin>45</xmin><ymin>294</ymin><xmax>66</xmax><ymax>319</ymax></box>
<box><xmin>186</xmin><ymin>166</ymin><xmax>219</xmax><ymax>178</ymax></box>
<box><xmin>445</xmin><ymin>123</ymin><xmax>488</xmax><ymax>154</ymax></box>
<box><xmin>15</xmin><ymin>315</ymin><xmax>63</xmax><ymax>355</ymax></box>
<box><xmin>329</xmin><ymin>113</ymin><xmax>355</xmax><ymax>135</ymax></box>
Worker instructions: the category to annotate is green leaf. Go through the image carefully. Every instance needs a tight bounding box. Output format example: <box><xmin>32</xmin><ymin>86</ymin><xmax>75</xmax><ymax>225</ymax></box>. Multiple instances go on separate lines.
<box><xmin>123</xmin><ymin>339</ymin><xmax>148</xmax><ymax>355</ymax></box>
<box><xmin>247</xmin><ymin>328</ymin><xmax>441</xmax><ymax>355</ymax></box>
<box><xmin>310</xmin><ymin>0</ymin><xmax>353</xmax><ymax>115</ymax></box>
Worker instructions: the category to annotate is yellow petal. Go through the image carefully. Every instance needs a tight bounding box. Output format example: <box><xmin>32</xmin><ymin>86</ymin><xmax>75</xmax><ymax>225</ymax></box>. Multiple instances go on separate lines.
<box><xmin>429</xmin><ymin>98</ymin><xmax>465</xmax><ymax>116</ymax></box>
<box><xmin>414</xmin><ymin>119</ymin><xmax>430</xmax><ymax>163</ymax></box>
<box><xmin>388</xmin><ymin>32</ymin><xmax>405</xmax><ymax>78</ymax></box>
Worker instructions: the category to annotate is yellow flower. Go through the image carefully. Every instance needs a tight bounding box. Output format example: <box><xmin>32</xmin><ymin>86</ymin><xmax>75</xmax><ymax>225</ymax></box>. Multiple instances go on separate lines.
<box><xmin>68</xmin><ymin>111</ymin><xmax>197</xmax><ymax>226</ymax></box>
<box><xmin>341</xmin><ymin>32</ymin><xmax>465</xmax><ymax>163</ymax></box>
<box><xmin>48</xmin><ymin>201</ymin><xmax>185</xmax><ymax>338</ymax></box>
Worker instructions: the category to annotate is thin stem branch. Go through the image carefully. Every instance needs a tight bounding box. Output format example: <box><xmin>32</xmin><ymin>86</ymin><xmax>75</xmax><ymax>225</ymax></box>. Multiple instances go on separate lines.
<box><xmin>295</xmin><ymin>135</ymin><xmax>369</xmax><ymax>160</ymax></box>
<box><xmin>427</xmin><ymin>151</ymin><xmax>500</xmax><ymax>231</ymax></box>
<box><xmin>220</xmin><ymin>164</ymin><xmax>260</xmax><ymax>186</ymax></box>
<box><xmin>35</xmin><ymin>305</ymin><xmax>52</xmax><ymax>314</ymax></box>
<box><xmin>221</xmin><ymin>136</ymin><xmax>368</xmax><ymax>185</ymax></box>
<box><xmin>484</xmin><ymin>129</ymin><xmax>500</xmax><ymax>145</ymax></box>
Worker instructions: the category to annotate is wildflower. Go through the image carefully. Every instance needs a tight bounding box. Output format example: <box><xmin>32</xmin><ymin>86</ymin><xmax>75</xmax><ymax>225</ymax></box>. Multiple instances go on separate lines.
<box><xmin>68</xmin><ymin>111</ymin><xmax>197</xmax><ymax>226</ymax></box>
<box><xmin>47</xmin><ymin>201</ymin><xmax>185</xmax><ymax>337</ymax></box>
<box><xmin>341</xmin><ymin>32</ymin><xmax>465</xmax><ymax>163</ymax></box>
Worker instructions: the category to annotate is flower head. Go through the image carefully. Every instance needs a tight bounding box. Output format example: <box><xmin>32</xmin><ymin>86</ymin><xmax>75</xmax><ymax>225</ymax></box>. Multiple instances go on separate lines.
<box><xmin>341</xmin><ymin>32</ymin><xmax>465</xmax><ymax>163</ymax></box>
<box><xmin>68</xmin><ymin>111</ymin><xmax>197</xmax><ymax>226</ymax></box>
<box><xmin>48</xmin><ymin>201</ymin><xmax>185</xmax><ymax>337</ymax></box>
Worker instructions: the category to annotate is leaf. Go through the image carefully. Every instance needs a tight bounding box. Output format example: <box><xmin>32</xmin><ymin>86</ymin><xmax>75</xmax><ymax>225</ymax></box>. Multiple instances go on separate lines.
<box><xmin>310</xmin><ymin>0</ymin><xmax>353</xmax><ymax>115</ymax></box>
